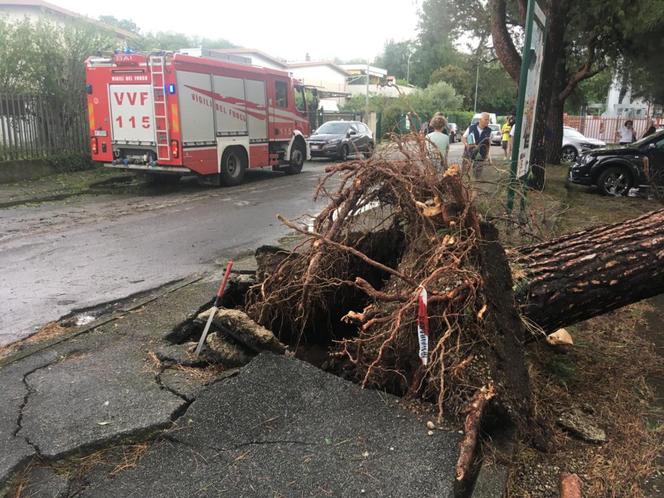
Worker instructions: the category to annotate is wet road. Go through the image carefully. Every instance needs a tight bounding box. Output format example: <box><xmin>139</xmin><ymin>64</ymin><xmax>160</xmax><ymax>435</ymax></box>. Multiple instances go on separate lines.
<box><xmin>0</xmin><ymin>161</ymin><xmax>334</xmax><ymax>345</ymax></box>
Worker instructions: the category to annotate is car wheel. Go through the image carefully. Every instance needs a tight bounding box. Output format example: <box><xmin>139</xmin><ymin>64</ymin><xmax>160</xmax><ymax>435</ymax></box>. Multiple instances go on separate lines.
<box><xmin>597</xmin><ymin>166</ymin><xmax>632</xmax><ymax>196</ymax></box>
<box><xmin>561</xmin><ymin>145</ymin><xmax>578</xmax><ymax>163</ymax></box>
<box><xmin>285</xmin><ymin>141</ymin><xmax>305</xmax><ymax>175</ymax></box>
<box><xmin>220</xmin><ymin>147</ymin><xmax>246</xmax><ymax>186</ymax></box>
<box><xmin>339</xmin><ymin>145</ymin><xmax>349</xmax><ymax>162</ymax></box>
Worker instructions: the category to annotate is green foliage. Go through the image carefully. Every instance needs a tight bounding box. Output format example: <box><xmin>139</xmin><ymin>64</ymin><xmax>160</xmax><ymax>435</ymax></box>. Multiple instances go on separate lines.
<box><xmin>341</xmin><ymin>94</ymin><xmax>393</xmax><ymax>113</ymax></box>
<box><xmin>620</xmin><ymin>6</ymin><xmax>664</xmax><ymax>105</ymax></box>
<box><xmin>564</xmin><ymin>71</ymin><xmax>612</xmax><ymax>114</ymax></box>
<box><xmin>45</xmin><ymin>152</ymin><xmax>94</xmax><ymax>173</ymax></box>
<box><xmin>138</xmin><ymin>32</ymin><xmax>235</xmax><ymax>51</ymax></box>
<box><xmin>445</xmin><ymin>111</ymin><xmax>475</xmax><ymax>131</ymax></box>
<box><xmin>430</xmin><ymin>64</ymin><xmax>473</xmax><ymax>108</ymax></box>
<box><xmin>373</xmin><ymin>39</ymin><xmax>412</xmax><ymax>82</ymax></box>
<box><xmin>412</xmin><ymin>81</ymin><xmax>464</xmax><ymax>116</ymax></box>
<box><xmin>0</xmin><ymin>18</ymin><xmax>114</xmax><ymax>104</ymax></box>
<box><xmin>346</xmin><ymin>82</ymin><xmax>464</xmax><ymax>135</ymax></box>
<box><xmin>98</xmin><ymin>15</ymin><xmax>140</xmax><ymax>34</ymax></box>
<box><xmin>474</xmin><ymin>62</ymin><xmax>517</xmax><ymax>114</ymax></box>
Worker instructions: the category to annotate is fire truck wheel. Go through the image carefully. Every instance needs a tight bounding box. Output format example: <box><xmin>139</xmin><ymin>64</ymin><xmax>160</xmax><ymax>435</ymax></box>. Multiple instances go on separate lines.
<box><xmin>285</xmin><ymin>142</ymin><xmax>305</xmax><ymax>175</ymax></box>
<box><xmin>220</xmin><ymin>147</ymin><xmax>247</xmax><ymax>186</ymax></box>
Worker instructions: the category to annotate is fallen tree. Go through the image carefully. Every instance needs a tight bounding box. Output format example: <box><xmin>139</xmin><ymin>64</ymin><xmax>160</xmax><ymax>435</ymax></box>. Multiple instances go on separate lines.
<box><xmin>245</xmin><ymin>139</ymin><xmax>534</xmax><ymax>435</ymax></box>
<box><xmin>242</xmin><ymin>137</ymin><xmax>662</xmax><ymax>478</ymax></box>
<box><xmin>513</xmin><ymin>208</ymin><xmax>664</xmax><ymax>334</ymax></box>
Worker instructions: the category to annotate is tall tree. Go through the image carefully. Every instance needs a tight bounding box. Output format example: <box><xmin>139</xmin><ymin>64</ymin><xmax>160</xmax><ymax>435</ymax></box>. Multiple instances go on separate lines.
<box><xmin>97</xmin><ymin>15</ymin><xmax>140</xmax><ymax>34</ymax></box>
<box><xmin>374</xmin><ymin>40</ymin><xmax>413</xmax><ymax>83</ymax></box>
<box><xmin>411</xmin><ymin>0</ymin><xmax>466</xmax><ymax>87</ymax></box>
<box><xmin>428</xmin><ymin>0</ymin><xmax>664</xmax><ymax>187</ymax></box>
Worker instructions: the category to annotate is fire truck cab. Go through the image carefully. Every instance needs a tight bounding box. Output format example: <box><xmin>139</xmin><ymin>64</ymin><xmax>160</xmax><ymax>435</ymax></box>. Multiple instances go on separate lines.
<box><xmin>85</xmin><ymin>52</ymin><xmax>311</xmax><ymax>185</ymax></box>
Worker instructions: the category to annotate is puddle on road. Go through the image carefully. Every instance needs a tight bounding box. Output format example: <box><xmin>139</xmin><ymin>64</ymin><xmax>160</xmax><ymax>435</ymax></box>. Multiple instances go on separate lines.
<box><xmin>75</xmin><ymin>314</ymin><xmax>96</xmax><ymax>327</ymax></box>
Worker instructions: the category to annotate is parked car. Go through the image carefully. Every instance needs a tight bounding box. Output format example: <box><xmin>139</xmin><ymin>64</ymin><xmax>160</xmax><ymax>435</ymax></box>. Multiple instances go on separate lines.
<box><xmin>561</xmin><ymin>126</ymin><xmax>606</xmax><ymax>163</ymax></box>
<box><xmin>568</xmin><ymin>130</ymin><xmax>664</xmax><ymax>195</ymax></box>
<box><xmin>308</xmin><ymin>121</ymin><xmax>374</xmax><ymax>161</ymax></box>
<box><xmin>489</xmin><ymin>124</ymin><xmax>502</xmax><ymax>145</ymax></box>
<box><xmin>447</xmin><ymin>122</ymin><xmax>458</xmax><ymax>143</ymax></box>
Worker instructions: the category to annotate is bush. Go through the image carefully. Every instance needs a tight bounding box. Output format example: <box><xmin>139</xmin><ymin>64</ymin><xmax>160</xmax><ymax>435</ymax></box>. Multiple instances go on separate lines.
<box><xmin>342</xmin><ymin>82</ymin><xmax>466</xmax><ymax>137</ymax></box>
<box><xmin>45</xmin><ymin>152</ymin><xmax>94</xmax><ymax>173</ymax></box>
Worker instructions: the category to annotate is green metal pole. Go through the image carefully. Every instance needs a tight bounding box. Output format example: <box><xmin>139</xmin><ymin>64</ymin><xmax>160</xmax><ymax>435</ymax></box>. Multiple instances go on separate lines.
<box><xmin>507</xmin><ymin>0</ymin><xmax>536</xmax><ymax>212</ymax></box>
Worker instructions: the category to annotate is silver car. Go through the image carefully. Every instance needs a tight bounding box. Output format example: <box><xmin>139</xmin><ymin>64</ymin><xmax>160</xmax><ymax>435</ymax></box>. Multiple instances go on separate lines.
<box><xmin>561</xmin><ymin>126</ymin><xmax>606</xmax><ymax>162</ymax></box>
<box><xmin>489</xmin><ymin>124</ymin><xmax>502</xmax><ymax>145</ymax></box>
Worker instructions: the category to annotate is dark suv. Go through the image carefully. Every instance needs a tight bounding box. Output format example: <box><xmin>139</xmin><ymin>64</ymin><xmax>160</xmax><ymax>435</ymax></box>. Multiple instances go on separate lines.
<box><xmin>308</xmin><ymin>121</ymin><xmax>374</xmax><ymax>161</ymax></box>
<box><xmin>568</xmin><ymin>130</ymin><xmax>664</xmax><ymax>195</ymax></box>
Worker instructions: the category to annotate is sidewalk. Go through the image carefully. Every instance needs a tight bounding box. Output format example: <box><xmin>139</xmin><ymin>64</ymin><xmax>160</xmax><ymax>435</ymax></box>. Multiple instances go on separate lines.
<box><xmin>0</xmin><ymin>254</ymin><xmax>497</xmax><ymax>497</ymax></box>
<box><xmin>0</xmin><ymin>168</ymin><xmax>132</xmax><ymax>209</ymax></box>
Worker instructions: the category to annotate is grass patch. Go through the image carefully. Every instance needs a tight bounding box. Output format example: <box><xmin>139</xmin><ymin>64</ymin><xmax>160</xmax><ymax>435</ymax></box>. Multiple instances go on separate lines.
<box><xmin>496</xmin><ymin>163</ymin><xmax>664</xmax><ymax>497</ymax></box>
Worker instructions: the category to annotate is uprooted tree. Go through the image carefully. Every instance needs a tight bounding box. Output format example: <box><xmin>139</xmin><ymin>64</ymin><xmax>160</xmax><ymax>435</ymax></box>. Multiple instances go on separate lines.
<box><xmin>239</xmin><ymin>137</ymin><xmax>663</xmax><ymax>482</ymax></box>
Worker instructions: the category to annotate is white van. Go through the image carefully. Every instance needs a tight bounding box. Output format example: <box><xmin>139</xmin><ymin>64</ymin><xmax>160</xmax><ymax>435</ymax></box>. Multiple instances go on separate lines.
<box><xmin>471</xmin><ymin>113</ymin><xmax>497</xmax><ymax>125</ymax></box>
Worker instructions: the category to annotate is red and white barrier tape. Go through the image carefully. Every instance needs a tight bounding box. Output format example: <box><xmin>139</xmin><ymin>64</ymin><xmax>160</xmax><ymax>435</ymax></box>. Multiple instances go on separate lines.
<box><xmin>417</xmin><ymin>286</ymin><xmax>429</xmax><ymax>366</ymax></box>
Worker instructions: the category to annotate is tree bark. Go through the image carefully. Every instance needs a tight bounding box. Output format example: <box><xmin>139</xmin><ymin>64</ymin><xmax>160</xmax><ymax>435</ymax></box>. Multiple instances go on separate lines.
<box><xmin>489</xmin><ymin>0</ymin><xmax>522</xmax><ymax>83</ymax></box>
<box><xmin>513</xmin><ymin>208</ymin><xmax>664</xmax><ymax>334</ymax></box>
<box><xmin>531</xmin><ymin>0</ymin><xmax>566</xmax><ymax>180</ymax></box>
<box><xmin>544</xmin><ymin>94</ymin><xmax>564</xmax><ymax>166</ymax></box>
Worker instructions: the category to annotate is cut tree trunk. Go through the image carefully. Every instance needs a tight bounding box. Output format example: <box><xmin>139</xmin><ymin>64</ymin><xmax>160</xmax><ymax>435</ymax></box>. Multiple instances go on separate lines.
<box><xmin>513</xmin><ymin>208</ymin><xmax>664</xmax><ymax>334</ymax></box>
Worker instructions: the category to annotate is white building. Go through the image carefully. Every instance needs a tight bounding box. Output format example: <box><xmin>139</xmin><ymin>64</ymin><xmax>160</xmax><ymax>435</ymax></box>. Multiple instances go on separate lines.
<box><xmin>0</xmin><ymin>0</ymin><xmax>139</xmax><ymax>42</ymax></box>
<box><xmin>209</xmin><ymin>48</ymin><xmax>288</xmax><ymax>71</ymax></box>
<box><xmin>341</xmin><ymin>64</ymin><xmax>415</xmax><ymax>98</ymax></box>
<box><xmin>286</xmin><ymin>61</ymin><xmax>348</xmax><ymax>95</ymax></box>
<box><xmin>286</xmin><ymin>61</ymin><xmax>349</xmax><ymax>111</ymax></box>
<box><xmin>604</xmin><ymin>78</ymin><xmax>650</xmax><ymax>118</ymax></box>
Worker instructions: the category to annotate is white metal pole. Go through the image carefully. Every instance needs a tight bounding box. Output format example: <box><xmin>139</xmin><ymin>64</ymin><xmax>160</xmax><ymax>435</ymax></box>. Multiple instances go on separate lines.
<box><xmin>365</xmin><ymin>61</ymin><xmax>370</xmax><ymax>117</ymax></box>
<box><xmin>474</xmin><ymin>61</ymin><xmax>480</xmax><ymax>113</ymax></box>
<box><xmin>407</xmin><ymin>52</ymin><xmax>412</xmax><ymax>85</ymax></box>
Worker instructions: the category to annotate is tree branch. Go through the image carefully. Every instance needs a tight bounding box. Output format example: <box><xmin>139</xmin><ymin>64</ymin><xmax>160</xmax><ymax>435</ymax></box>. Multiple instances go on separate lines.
<box><xmin>558</xmin><ymin>41</ymin><xmax>605</xmax><ymax>101</ymax></box>
<box><xmin>489</xmin><ymin>0</ymin><xmax>522</xmax><ymax>83</ymax></box>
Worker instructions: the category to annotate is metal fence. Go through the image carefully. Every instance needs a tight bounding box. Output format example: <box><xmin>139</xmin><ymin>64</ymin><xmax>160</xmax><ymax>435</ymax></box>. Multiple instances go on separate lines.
<box><xmin>563</xmin><ymin>115</ymin><xmax>664</xmax><ymax>144</ymax></box>
<box><xmin>0</xmin><ymin>93</ymin><xmax>89</xmax><ymax>162</ymax></box>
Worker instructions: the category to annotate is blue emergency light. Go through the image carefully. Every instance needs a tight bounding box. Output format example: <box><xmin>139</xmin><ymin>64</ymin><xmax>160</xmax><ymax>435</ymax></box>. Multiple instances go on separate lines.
<box><xmin>168</xmin><ymin>84</ymin><xmax>176</xmax><ymax>95</ymax></box>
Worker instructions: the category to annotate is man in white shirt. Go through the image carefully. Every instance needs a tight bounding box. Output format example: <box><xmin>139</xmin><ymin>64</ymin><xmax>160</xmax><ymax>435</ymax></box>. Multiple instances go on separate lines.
<box><xmin>616</xmin><ymin>120</ymin><xmax>635</xmax><ymax>145</ymax></box>
<box><xmin>461</xmin><ymin>112</ymin><xmax>492</xmax><ymax>176</ymax></box>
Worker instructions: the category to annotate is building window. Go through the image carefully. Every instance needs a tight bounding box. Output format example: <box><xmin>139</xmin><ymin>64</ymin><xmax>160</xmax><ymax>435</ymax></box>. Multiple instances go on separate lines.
<box><xmin>275</xmin><ymin>81</ymin><xmax>288</xmax><ymax>108</ymax></box>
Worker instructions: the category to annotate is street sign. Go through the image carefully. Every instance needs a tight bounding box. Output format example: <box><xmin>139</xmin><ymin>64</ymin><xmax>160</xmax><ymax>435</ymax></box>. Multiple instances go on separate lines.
<box><xmin>507</xmin><ymin>0</ymin><xmax>547</xmax><ymax>210</ymax></box>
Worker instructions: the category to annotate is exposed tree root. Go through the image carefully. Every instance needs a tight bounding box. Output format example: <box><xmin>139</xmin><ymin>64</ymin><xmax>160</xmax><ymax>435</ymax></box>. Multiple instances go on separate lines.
<box><xmin>245</xmin><ymin>135</ymin><xmax>533</xmax><ymax>430</ymax></box>
<box><xmin>455</xmin><ymin>383</ymin><xmax>496</xmax><ymax>482</ymax></box>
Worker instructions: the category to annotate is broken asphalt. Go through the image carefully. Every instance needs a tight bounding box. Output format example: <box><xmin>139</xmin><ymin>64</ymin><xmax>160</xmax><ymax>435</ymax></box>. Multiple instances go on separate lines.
<box><xmin>0</xmin><ymin>253</ymin><xmax>504</xmax><ymax>497</ymax></box>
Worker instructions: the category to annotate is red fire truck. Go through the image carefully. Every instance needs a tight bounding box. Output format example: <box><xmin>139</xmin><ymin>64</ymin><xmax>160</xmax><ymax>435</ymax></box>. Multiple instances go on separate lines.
<box><xmin>85</xmin><ymin>52</ymin><xmax>311</xmax><ymax>185</ymax></box>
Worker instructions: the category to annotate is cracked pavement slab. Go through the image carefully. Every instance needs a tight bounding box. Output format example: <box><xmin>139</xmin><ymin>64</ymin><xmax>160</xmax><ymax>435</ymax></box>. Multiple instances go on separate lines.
<box><xmin>0</xmin><ymin>352</ymin><xmax>59</xmax><ymax>488</ymax></box>
<box><xmin>80</xmin><ymin>354</ymin><xmax>460</xmax><ymax>497</ymax></box>
<box><xmin>18</xmin><ymin>344</ymin><xmax>187</xmax><ymax>458</ymax></box>
<box><xmin>0</xmin><ymin>278</ymin><xmax>218</xmax><ymax>488</ymax></box>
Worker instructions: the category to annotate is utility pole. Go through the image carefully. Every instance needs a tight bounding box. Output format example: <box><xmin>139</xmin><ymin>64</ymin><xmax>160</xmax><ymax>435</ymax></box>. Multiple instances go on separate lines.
<box><xmin>473</xmin><ymin>61</ymin><xmax>480</xmax><ymax>113</ymax></box>
<box><xmin>406</xmin><ymin>51</ymin><xmax>413</xmax><ymax>85</ymax></box>
<box><xmin>365</xmin><ymin>61</ymin><xmax>370</xmax><ymax>117</ymax></box>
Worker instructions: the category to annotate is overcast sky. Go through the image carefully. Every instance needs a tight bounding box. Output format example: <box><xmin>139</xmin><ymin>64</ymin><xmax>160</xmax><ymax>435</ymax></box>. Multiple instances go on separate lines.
<box><xmin>54</xmin><ymin>0</ymin><xmax>422</xmax><ymax>61</ymax></box>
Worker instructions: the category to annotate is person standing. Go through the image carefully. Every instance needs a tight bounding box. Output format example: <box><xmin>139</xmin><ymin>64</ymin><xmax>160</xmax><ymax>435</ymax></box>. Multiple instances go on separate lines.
<box><xmin>501</xmin><ymin>116</ymin><xmax>514</xmax><ymax>159</ymax></box>
<box><xmin>642</xmin><ymin>119</ymin><xmax>657</xmax><ymax>139</ymax></box>
<box><xmin>425</xmin><ymin>115</ymin><xmax>450</xmax><ymax>172</ymax></box>
<box><xmin>616</xmin><ymin>120</ymin><xmax>636</xmax><ymax>145</ymax></box>
<box><xmin>461</xmin><ymin>112</ymin><xmax>492</xmax><ymax>176</ymax></box>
